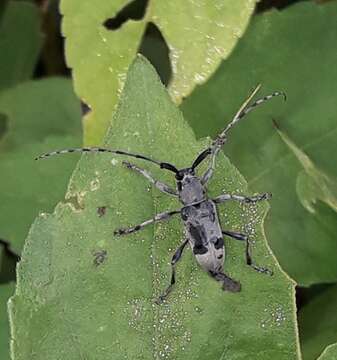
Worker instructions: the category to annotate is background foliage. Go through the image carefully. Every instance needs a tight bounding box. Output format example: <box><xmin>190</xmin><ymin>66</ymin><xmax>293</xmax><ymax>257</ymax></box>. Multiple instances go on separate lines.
<box><xmin>0</xmin><ymin>0</ymin><xmax>336</xmax><ymax>359</ymax></box>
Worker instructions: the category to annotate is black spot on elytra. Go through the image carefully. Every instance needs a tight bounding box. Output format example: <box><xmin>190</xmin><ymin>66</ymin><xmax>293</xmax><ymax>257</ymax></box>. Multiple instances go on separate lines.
<box><xmin>193</xmin><ymin>244</ymin><xmax>208</xmax><ymax>255</ymax></box>
<box><xmin>214</xmin><ymin>237</ymin><xmax>224</xmax><ymax>249</ymax></box>
<box><xmin>189</xmin><ymin>224</ymin><xmax>208</xmax><ymax>255</ymax></box>
<box><xmin>189</xmin><ymin>224</ymin><xmax>204</xmax><ymax>243</ymax></box>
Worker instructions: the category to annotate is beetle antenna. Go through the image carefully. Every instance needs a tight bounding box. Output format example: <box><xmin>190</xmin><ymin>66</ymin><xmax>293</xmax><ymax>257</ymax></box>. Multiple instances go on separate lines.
<box><xmin>214</xmin><ymin>84</ymin><xmax>286</xmax><ymax>146</ymax></box>
<box><xmin>35</xmin><ymin>147</ymin><xmax>179</xmax><ymax>173</ymax></box>
<box><xmin>191</xmin><ymin>85</ymin><xmax>286</xmax><ymax>171</ymax></box>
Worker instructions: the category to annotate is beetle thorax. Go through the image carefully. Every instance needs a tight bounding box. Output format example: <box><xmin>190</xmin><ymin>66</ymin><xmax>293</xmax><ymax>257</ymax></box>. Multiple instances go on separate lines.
<box><xmin>177</xmin><ymin>174</ymin><xmax>206</xmax><ymax>205</ymax></box>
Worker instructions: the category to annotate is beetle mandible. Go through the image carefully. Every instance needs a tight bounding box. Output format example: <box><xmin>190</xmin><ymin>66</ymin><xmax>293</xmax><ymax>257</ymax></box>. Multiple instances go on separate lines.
<box><xmin>36</xmin><ymin>84</ymin><xmax>285</xmax><ymax>303</ymax></box>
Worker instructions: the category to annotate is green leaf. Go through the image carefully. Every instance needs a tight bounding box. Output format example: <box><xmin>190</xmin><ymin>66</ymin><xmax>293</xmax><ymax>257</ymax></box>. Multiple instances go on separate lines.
<box><xmin>299</xmin><ymin>285</ymin><xmax>337</xmax><ymax>360</ymax></box>
<box><xmin>274</xmin><ymin>123</ymin><xmax>337</xmax><ymax>215</ymax></box>
<box><xmin>181</xmin><ymin>1</ymin><xmax>337</xmax><ymax>286</ymax></box>
<box><xmin>61</xmin><ymin>0</ymin><xmax>258</xmax><ymax>145</ymax></box>
<box><xmin>318</xmin><ymin>344</ymin><xmax>337</xmax><ymax>360</ymax></box>
<box><xmin>0</xmin><ymin>283</ymin><xmax>15</xmax><ymax>360</ymax></box>
<box><xmin>9</xmin><ymin>56</ymin><xmax>299</xmax><ymax>359</ymax></box>
<box><xmin>0</xmin><ymin>78</ymin><xmax>82</xmax><ymax>253</ymax></box>
<box><xmin>0</xmin><ymin>1</ymin><xmax>42</xmax><ymax>91</ymax></box>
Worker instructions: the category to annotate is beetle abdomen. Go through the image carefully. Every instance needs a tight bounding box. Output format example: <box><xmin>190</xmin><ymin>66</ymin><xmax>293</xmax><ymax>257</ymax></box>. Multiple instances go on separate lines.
<box><xmin>181</xmin><ymin>200</ymin><xmax>225</xmax><ymax>272</ymax></box>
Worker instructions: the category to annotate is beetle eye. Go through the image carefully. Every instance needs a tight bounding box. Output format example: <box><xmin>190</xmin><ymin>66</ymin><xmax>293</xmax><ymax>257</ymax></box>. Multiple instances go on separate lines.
<box><xmin>175</xmin><ymin>172</ymin><xmax>183</xmax><ymax>180</ymax></box>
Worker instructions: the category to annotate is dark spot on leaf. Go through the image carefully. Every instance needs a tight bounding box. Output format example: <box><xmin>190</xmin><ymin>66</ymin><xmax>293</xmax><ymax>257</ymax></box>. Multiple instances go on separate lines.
<box><xmin>103</xmin><ymin>0</ymin><xmax>148</xmax><ymax>30</ymax></box>
<box><xmin>93</xmin><ymin>250</ymin><xmax>107</xmax><ymax>267</ymax></box>
<box><xmin>97</xmin><ymin>206</ymin><xmax>107</xmax><ymax>217</ymax></box>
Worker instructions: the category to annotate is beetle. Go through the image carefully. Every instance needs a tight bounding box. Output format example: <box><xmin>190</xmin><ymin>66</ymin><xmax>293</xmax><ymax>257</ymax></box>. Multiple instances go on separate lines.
<box><xmin>36</xmin><ymin>84</ymin><xmax>285</xmax><ymax>303</ymax></box>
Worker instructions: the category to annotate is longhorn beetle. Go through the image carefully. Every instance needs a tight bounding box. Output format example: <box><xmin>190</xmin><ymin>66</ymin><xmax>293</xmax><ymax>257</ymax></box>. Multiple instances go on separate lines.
<box><xmin>36</xmin><ymin>84</ymin><xmax>285</xmax><ymax>304</ymax></box>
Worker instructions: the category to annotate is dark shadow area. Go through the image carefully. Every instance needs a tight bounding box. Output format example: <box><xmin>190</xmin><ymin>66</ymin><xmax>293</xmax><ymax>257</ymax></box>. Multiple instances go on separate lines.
<box><xmin>81</xmin><ymin>101</ymin><xmax>91</xmax><ymax>117</ymax></box>
<box><xmin>257</xmin><ymin>0</ymin><xmax>309</xmax><ymax>12</ymax></box>
<box><xmin>34</xmin><ymin>0</ymin><xmax>70</xmax><ymax>78</ymax></box>
<box><xmin>103</xmin><ymin>0</ymin><xmax>149</xmax><ymax>30</ymax></box>
<box><xmin>296</xmin><ymin>283</ymin><xmax>335</xmax><ymax>311</ymax></box>
<box><xmin>0</xmin><ymin>113</ymin><xmax>8</xmax><ymax>142</ymax></box>
<box><xmin>0</xmin><ymin>0</ymin><xmax>9</xmax><ymax>23</ymax></box>
<box><xmin>138</xmin><ymin>22</ymin><xmax>172</xmax><ymax>87</ymax></box>
<box><xmin>0</xmin><ymin>239</ymin><xmax>20</xmax><ymax>284</ymax></box>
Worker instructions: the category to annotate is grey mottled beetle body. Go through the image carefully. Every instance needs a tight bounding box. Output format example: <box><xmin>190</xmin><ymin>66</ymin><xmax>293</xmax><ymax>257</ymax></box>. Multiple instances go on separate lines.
<box><xmin>182</xmin><ymin>200</ymin><xmax>225</xmax><ymax>273</ymax></box>
<box><xmin>37</xmin><ymin>85</ymin><xmax>285</xmax><ymax>303</ymax></box>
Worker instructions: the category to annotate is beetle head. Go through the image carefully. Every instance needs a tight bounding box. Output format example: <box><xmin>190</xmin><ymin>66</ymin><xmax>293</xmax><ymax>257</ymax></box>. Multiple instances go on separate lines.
<box><xmin>175</xmin><ymin>168</ymin><xmax>195</xmax><ymax>181</ymax></box>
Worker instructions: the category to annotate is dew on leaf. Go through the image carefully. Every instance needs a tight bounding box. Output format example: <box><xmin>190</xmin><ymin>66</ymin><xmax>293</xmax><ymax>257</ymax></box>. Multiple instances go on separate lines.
<box><xmin>111</xmin><ymin>158</ymin><xmax>118</xmax><ymax>166</ymax></box>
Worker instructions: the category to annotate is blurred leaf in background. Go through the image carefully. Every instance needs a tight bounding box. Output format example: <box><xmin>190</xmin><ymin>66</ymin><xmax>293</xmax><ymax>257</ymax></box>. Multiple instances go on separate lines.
<box><xmin>0</xmin><ymin>0</ymin><xmax>83</xmax><ymax>255</ymax></box>
<box><xmin>0</xmin><ymin>78</ymin><xmax>82</xmax><ymax>254</ymax></box>
<box><xmin>0</xmin><ymin>2</ymin><xmax>83</xmax><ymax>359</ymax></box>
<box><xmin>182</xmin><ymin>1</ymin><xmax>337</xmax><ymax>287</ymax></box>
<box><xmin>61</xmin><ymin>0</ymin><xmax>258</xmax><ymax>144</ymax></box>
<box><xmin>0</xmin><ymin>1</ymin><xmax>42</xmax><ymax>91</ymax></box>
<box><xmin>9</xmin><ymin>56</ymin><xmax>299</xmax><ymax>360</ymax></box>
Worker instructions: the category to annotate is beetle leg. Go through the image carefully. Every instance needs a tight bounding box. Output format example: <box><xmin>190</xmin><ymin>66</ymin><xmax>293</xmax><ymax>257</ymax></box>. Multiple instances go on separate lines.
<box><xmin>209</xmin><ymin>270</ymin><xmax>241</xmax><ymax>292</ymax></box>
<box><xmin>114</xmin><ymin>209</ymin><xmax>181</xmax><ymax>236</ymax></box>
<box><xmin>122</xmin><ymin>161</ymin><xmax>178</xmax><ymax>197</ymax></box>
<box><xmin>222</xmin><ymin>230</ymin><xmax>273</xmax><ymax>275</ymax></box>
<box><xmin>155</xmin><ymin>239</ymin><xmax>189</xmax><ymax>304</ymax></box>
<box><xmin>222</xmin><ymin>230</ymin><xmax>247</xmax><ymax>241</ymax></box>
<box><xmin>213</xmin><ymin>193</ymin><xmax>271</xmax><ymax>204</ymax></box>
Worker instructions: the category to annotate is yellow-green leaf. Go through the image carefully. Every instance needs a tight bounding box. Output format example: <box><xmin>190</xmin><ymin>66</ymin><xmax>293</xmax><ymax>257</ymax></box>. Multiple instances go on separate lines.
<box><xmin>61</xmin><ymin>0</ymin><xmax>258</xmax><ymax>144</ymax></box>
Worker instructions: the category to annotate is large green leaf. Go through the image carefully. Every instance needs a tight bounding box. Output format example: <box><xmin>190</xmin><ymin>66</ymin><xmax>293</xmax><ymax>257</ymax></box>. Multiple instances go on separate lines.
<box><xmin>0</xmin><ymin>79</ymin><xmax>82</xmax><ymax>253</ymax></box>
<box><xmin>0</xmin><ymin>1</ymin><xmax>42</xmax><ymax>91</ymax></box>
<box><xmin>299</xmin><ymin>285</ymin><xmax>337</xmax><ymax>360</ymax></box>
<box><xmin>0</xmin><ymin>283</ymin><xmax>14</xmax><ymax>360</ymax></box>
<box><xmin>181</xmin><ymin>1</ymin><xmax>337</xmax><ymax>286</ymax></box>
<box><xmin>61</xmin><ymin>0</ymin><xmax>258</xmax><ymax>145</ymax></box>
<box><xmin>9</xmin><ymin>56</ymin><xmax>299</xmax><ymax>359</ymax></box>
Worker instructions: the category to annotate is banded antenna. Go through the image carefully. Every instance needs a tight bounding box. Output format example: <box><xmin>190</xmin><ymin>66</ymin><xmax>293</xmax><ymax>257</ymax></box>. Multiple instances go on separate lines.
<box><xmin>35</xmin><ymin>147</ymin><xmax>179</xmax><ymax>174</ymax></box>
